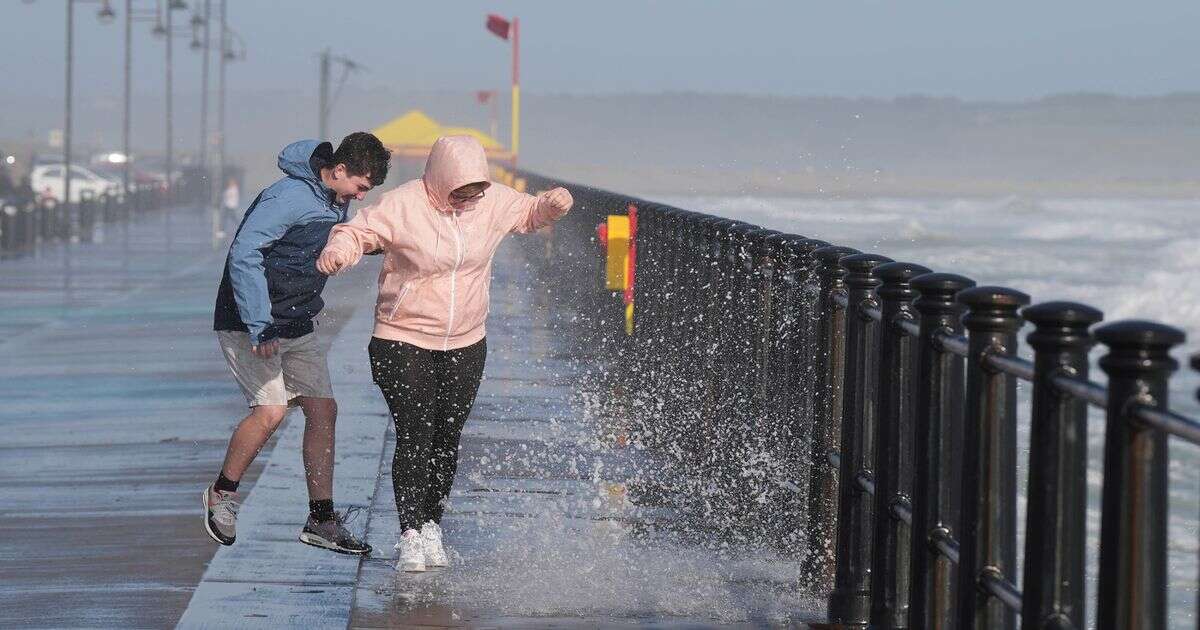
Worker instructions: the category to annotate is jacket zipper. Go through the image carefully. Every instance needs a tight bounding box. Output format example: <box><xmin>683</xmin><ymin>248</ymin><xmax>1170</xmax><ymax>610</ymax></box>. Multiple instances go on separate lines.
<box><xmin>387</xmin><ymin>283</ymin><xmax>411</xmax><ymax>321</ymax></box>
<box><xmin>443</xmin><ymin>213</ymin><xmax>464</xmax><ymax>350</ymax></box>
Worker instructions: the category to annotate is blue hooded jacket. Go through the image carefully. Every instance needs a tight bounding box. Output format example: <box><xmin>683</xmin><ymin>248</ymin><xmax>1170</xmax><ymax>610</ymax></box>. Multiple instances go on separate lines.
<box><xmin>213</xmin><ymin>140</ymin><xmax>348</xmax><ymax>345</ymax></box>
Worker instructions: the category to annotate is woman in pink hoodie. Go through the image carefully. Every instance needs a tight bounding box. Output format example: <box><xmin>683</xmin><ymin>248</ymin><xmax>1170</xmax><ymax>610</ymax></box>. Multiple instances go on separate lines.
<box><xmin>317</xmin><ymin>135</ymin><xmax>572</xmax><ymax>572</ymax></box>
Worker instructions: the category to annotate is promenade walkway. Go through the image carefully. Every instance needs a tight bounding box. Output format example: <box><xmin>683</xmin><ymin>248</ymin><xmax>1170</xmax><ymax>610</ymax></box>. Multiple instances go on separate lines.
<box><xmin>0</xmin><ymin>206</ymin><xmax>822</xmax><ymax>628</ymax></box>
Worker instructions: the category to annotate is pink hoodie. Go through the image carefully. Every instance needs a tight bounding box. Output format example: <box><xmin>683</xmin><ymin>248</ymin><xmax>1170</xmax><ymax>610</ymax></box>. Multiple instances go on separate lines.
<box><xmin>321</xmin><ymin>135</ymin><xmax>569</xmax><ymax>350</ymax></box>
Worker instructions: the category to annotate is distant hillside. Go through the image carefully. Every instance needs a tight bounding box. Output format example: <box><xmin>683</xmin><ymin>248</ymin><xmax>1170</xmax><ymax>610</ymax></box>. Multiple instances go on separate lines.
<box><xmin>5</xmin><ymin>89</ymin><xmax>1200</xmax><ymax>196</ymax></box>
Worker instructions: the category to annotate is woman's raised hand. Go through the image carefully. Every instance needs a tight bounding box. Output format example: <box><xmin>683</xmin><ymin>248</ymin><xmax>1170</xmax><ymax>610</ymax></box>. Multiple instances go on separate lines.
<box><xmin>543</xmin><ymin>187</ymin><xmax>573</xmax><ymax>214</ymax></box>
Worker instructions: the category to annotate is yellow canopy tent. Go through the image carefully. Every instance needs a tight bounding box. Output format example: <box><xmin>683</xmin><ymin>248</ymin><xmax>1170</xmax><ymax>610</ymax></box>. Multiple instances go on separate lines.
<box><xmin>371</xmin><ymin>110</ymin><xmax>512</xmax><ymax>161</ymax></box>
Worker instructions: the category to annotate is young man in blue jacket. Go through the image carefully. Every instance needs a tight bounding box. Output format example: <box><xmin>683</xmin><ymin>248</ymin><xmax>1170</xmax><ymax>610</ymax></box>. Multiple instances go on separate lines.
<box><xmin>205</xmin><ymin>132</ymin><xmax>390</xmax><ymax>554</ymax></box>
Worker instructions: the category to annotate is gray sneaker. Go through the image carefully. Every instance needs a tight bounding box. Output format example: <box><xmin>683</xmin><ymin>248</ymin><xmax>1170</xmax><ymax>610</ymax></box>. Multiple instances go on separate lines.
<box><xmin>202</xmin><ymin>485</ymin><xmax>239</xmax><ymax>545</ymax></box>
<box><xmin>298</xmin><ymin>506</ymin><xmax>372</xmax><ymax>555</ymax></box>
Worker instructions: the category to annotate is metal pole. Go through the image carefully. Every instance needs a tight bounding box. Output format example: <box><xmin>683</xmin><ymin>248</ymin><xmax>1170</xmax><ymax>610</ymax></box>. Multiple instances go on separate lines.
<box><xmin>806</xmin><ymin>244</ymin><xmax>858</xmax><ymax>594</ymax></box>
<box><xmin>200</xmin><ymin>0</ymin><xmax>210</xmax><ymax>199</ymax></box>
<box><xmin>165</xmin><ymin>0</ymin><xmax>174</xmax><ymax>251</ymax></box>
<box><xmin>318</xmin><ymin>48</ymin><xmax>329</xmax><ymax>139</ymax></box>
<box><xmin>64</xmin><ymin>0</ymin><xmax>74</xmax><ymax>212</ymax></box>
<box><xmin>511</xmin><ymin>16</ymin><xmax>519</xmax><ymax>165</ymax></box>
<box><xmin>217</xmin><ymin>0</ymin><xmax>227</xmax><ymax>246</ymax></box>
<box><xmin>122</xmin><ymin>0</ymin><xmax>132</xmax><ymax>282</ymax></box>
<box><xmin>829</xmin><ymin>252</ymin><xmax>892</xmax><ymax>627</ymax></box>
<box><xmin>1021</xmin><ymin>302</ymin><xmax>1102</xmax><ymax>630</ymax></box>
<box><xmin>165</xmin><ymin>1</ymin><xmax>173</xmax><ymax>203</ymax></box>
<box><xmin>1094</xmin><ymin>320</ymin><xmax>1182</xmax><ymax>630</ymax></box>
<box><xmin>122</xmin><ymin>0</ymin><xmax>132</xmax><ymax>199</ymax></box>
<box><xmin>871</xmin><ymin>261</ymin><xmax>931</xmax><ymax>629</ymax></box>
<box><xmin>956</xmin><ymin>286</ymin><xmax>1029</xmax><ymax>630</ymax></box>
<box><xmin>909</xmin><ymin>272</ymin><xmax>975</xmax><ymax>630</ymax></box>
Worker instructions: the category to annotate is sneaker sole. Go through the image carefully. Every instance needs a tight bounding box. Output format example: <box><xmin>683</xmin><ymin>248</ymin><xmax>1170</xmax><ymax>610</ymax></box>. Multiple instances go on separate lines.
<box><xmin>396</xmin><ymin>560</ymin><xmax>426</xmax><ymax>572</ymax></box>
<box><xmin>201</xmin><ymin>489</ymin><xmax>235</xmax><ymax>546</ymax></box>
<box><xmin>298</xmin><ymin>532</ymin><xmax>372</xmax><ymax>556</ymax></box>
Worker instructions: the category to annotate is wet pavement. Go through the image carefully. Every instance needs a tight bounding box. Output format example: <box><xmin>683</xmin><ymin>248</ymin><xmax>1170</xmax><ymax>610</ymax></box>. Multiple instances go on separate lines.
<box><xmin>0</xmin><ymin>206</ymin><xmax>377</xmax><ymax>628</ymax></box>
<box><xmin>1</xmin><ymin>206</ymin><xmax>821</xmax><ymax>628</ymax></box>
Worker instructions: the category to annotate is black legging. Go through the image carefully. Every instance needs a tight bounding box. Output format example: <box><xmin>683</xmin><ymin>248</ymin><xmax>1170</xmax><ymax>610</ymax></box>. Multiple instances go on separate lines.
<box><xmin>368</xmin><ymin>337</ymin><xmax>487</xmax><ymax>532</ymax></box>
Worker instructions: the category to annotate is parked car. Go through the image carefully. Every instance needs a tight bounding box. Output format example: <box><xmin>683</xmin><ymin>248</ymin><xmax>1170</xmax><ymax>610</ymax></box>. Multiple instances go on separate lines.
<box><xmin>30</xmin><ymin>164</ymin><xmax>122</xmax><ymax>203</ymax></box>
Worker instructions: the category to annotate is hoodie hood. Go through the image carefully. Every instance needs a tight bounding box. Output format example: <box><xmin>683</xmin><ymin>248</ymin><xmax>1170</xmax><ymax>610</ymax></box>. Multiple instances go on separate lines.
<box><xmin>278</xmin><ymin>139</ymin><xmax>334</xmax><ymax>196</ymax></box>
<box><xmin>422</xmin><ymin>135</ymin><xmax>491</xmax><ymax>213</ymax></box>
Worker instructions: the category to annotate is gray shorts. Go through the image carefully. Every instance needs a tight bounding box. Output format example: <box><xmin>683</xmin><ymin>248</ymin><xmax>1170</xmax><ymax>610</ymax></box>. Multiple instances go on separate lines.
<box><xmin>216</xmin><ymin>329</ymin><xmax>334</xmax><ymax>407</ymax></box>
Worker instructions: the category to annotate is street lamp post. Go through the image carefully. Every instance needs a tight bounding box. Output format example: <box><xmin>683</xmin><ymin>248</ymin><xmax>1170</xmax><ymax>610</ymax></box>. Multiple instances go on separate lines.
<box><xmin>64</xmin><ymin>0</ymin><xmax>74</xmax><ymax>215</ymax></box>
<box><xmin>65</xmin><ymin>0</ymin><xmax>117</xmax><ymax>229</ymax></box>
<box><xmin>194</xmin><ymin>1</ymin><xmax>210</xmax><ymax>205</ymax></box>
<box><xmin>217</xmin><ymin>0</ymin><xmax>227</xmax><ymax>240</ymax></box>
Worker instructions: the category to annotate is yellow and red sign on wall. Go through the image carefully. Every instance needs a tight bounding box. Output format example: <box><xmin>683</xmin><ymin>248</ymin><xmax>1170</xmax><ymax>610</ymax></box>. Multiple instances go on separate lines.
<box><xmin>597</xmin><ymin>204</ymin><xmax>638</xmax><ymax>335</ymax></box>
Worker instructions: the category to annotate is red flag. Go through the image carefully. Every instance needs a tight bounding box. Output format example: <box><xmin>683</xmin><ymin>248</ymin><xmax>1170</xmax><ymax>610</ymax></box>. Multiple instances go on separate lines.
<box><xmin>486</xmin><ymin>14</ymin><xmax>511</xmax><ymax>40</ymax></box>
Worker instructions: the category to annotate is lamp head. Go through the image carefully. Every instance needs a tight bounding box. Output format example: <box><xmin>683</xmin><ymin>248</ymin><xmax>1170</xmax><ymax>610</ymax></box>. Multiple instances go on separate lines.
<box><xmin>97</xmin><ymin>1</ymin><xmax>116</xmax><ymax>23</ymax></box>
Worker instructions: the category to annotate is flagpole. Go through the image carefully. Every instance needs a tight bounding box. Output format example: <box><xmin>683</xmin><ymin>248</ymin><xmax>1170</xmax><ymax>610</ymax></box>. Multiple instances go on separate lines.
<box><xmin>511</xmin><ymin>17</ymin><xmax>520</xmax><ymax>167</ymax></box>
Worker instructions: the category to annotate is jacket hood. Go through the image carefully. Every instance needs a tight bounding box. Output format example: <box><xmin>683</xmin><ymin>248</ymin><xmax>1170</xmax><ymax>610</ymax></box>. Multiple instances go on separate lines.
<box><xmin>422</xmin><ymin>135</ymin><xmax>491</xmax><ymax>213</ymax></box>
<box><xmin>278</xmin><ymin>139</ymin><xmax>333</xmax><ymax>187</ymax></box>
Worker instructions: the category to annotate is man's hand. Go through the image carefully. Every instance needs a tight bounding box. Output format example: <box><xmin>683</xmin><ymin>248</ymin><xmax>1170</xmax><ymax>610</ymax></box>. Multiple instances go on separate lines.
<box><xmin>251</xmin><ymin>339</ymin><xmax>280</xmax><ymax>359</ymax></box>
<box><xmin>543</xmin><ymin>187</ymin><xmax>573</xmax><ymax>214</ymax></box>
<box><xmin>316</xmin><ymin>250</ymin><xmax>350</xmax><ymax>276</ymax></box>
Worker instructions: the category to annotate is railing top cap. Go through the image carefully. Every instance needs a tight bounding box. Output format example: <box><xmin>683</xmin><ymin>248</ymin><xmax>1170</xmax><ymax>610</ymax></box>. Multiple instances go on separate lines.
<box><xmin>746</xmin><ymin>228</ymin><xmax>781</xmax><ymax>239</ymax></box>
<box><xmin>840</xmin><ymin>252</ymin><xmax>893</xmax><ymax>272</ymax></box>
<box><xmin>763</xmin><ymin>232</ymin><xmax>797</xmax><ymax>246</ymax></box>
<box><xmin>780</xmin><ymin>236</ymin><xmax>828</xmax><ymax>254</ymax></box>
<box><xmin>1023</xmin><ymin>301</ymin><xmax>1104</xmax><ymax>327</ymax></box>
<box><xmin>957</xmin><ymin>285</ymin><xmax>1031</xmax><ymax>309</ymax></box>
<box><xmin>812</xmin><ymin>245</ymin><xmax>859</xmax><ymax>263</ymax></box>
<box><xmin>875</xmin><ymin>261</ymin><xmax>933</xmax><ymax>283</ymax></box>
<box><xmin>726</xmin><ymin>222</ymin><xmax>761</xmax><ymax>235</ymax></box>
<box><xmin>911</xmin><ymin>272</ymin><xmax>975</xmax><ymax>294</ymax></box>
<box><xmin>1094</xmin><ymin>319</ymin><xmax>1186</xmax><ymax>348</ymax></box>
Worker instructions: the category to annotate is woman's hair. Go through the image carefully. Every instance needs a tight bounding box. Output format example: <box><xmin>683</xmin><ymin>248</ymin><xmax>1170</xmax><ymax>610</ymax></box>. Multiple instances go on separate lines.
<box><xmin>332</xmin><ymin>132</ymin><xmax>392</xmax><ymax>186</ymax></box>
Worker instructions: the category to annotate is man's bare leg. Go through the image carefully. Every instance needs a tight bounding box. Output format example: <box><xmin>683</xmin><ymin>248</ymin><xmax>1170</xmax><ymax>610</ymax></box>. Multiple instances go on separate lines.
<box><xmin>214</xmin><ymin>404</ymin><xmax>289</xmax><ymax>499</ymax></box>
<box><xmin>298</xmin><ymin>396</ymin><xmax>337</xmax><ymax>502</ymax></box>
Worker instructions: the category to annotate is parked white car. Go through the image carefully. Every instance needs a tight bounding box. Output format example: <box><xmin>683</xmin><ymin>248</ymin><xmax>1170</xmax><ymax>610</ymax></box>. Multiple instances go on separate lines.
<box><xmin>30</xmin><ymin>164</ymin><xmax>122</xmax><ymax>203</ymax></box>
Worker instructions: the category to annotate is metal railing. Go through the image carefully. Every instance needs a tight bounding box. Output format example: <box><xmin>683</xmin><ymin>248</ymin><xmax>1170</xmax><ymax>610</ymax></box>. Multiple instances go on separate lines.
<box><xmin>0</xmin><ymin>185</ymin><xmax>171</xmax><ymax>258</ymax></box>
<box><xmin>515</xmin><ymin>170</ymin><xmax>1197</xmax><ymax>629</ymax></box>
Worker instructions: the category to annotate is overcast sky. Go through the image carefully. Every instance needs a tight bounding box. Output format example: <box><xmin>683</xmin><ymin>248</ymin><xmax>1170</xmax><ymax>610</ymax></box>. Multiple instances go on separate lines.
<box><xmin>3</xmin><ymin>0</ymin><xmax>1200</xmax><ymax>102</ymax></box>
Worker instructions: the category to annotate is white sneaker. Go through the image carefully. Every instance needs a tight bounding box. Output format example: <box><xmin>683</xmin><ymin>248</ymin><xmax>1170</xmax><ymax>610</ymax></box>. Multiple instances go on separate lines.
<box><xmin>394</xmin><ymin>528</ymin><xmax>426</xmax><ymax>572</ymax></box>
<box><xmin>421</xmin><ymin>521</ymin><xmax>448</xmax><ymax>567</ymax></box>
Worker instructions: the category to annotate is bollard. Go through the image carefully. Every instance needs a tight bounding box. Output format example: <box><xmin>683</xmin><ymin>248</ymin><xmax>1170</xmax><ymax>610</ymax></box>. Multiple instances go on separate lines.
<box><xmin>765</xmin><ymin>233</ymin><xmax>804</xmax><ymax>484</ymax></box>
<box><xmin>22</xmin><ymin>202</ymin><xmax>37</xmax><ymax>251</ymax></box>
<box><xmin>956</xmin><ymin>286</ymin><xmax>1029</xmax><ymax>630</ymax></box>
<box><xmin>1094</xmin><ymin>320</ymin><xmax>1183</xmax><ymax>630</ymax></box>
<box><xmin>746</xmin><ymin>228</ymin><xmax>782</xmax><ymax>412</ymax></box>
<box><xmin>909</xmin><ymin>272</ymin><xmax>975</xmax><ymax>630</ymax></box>
<box><xmin>804</xmin><ymin>244</ymin><xmax>858</xmax><ymax>594</ymax></box>
<box><xmin>828</xmin><ymin>251</ymin><xmax>892</xmax><ymax>625</ymax></box>
<box><xmin>870</xmin><ymin>261</ymin><xmax>931</xmax><ymax>629</ymax></box>
<box><xmin>1021</xmin><ymin>302</ymin><xmax>1102</xmax><ymax>630</ymax></box>
<box><xmin>0</xmin><ymin>203</ymin><xmax>15</xmax><ymax>254</ymax></box>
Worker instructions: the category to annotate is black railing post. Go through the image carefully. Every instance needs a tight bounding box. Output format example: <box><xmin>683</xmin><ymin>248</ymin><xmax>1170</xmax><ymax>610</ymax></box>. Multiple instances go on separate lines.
<box><xmin>956</xmin><ymin>286</ymin><xmax>1029</xmax><ymax>630</ymax></box>
<box><xmin>910</xmin><ymin>273</ymin><xmax>975</xmax><ymax>630</ymax></box>
<box><xmin>804</xmin><ymin>244</ymin><xmax>858</xmax><ymax>595</ymax></box>
<box><xmin>1194</xmin><ymin>352</ymin><xmax>1200</xmax><ymax>629</ymax></box>
<box><xmin>828</xmin><ymin>252</ymin><xmax>892</xmax><ymax>626</ymax></box>
<box><xmin>1094</xmin><ymin>320</ymin><xmax>1183</xmax><ymax>630</ymax></box>
<box><xmin>870</xmin><ymin>261</ymin><xmax>931</xmax><ymax>629</ymax></box>
<box><xmin>1020</xmin><ymin>302</ymin><xmax>1102</xmax><ymax>630</ymax></box>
